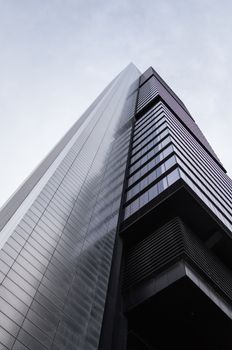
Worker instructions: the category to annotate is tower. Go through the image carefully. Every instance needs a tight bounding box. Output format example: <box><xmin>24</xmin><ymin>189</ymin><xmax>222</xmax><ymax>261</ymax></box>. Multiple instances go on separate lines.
<box><xmin>0</xmin><ymin>64</ymin><xmax>231</xmax><ymax>350</ymax></box>
<box><xmin>102</xmin><ymin>67</ymin><xmax>232</xmax><ymax>350</ymax></box>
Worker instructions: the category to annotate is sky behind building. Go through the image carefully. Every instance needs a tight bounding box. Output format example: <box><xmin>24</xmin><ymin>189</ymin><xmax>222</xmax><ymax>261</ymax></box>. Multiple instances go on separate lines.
<box><xmin>0</xmin><ymin>0</ymin><xmax>232</xmax><ymax>208</ymax></box>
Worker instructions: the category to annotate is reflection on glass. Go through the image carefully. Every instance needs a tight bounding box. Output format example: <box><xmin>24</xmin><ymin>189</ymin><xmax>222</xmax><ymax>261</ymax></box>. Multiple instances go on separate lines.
<box><xmin>124</xmin><ymin>167</ymin><xmax>181</xmax><ymax>220</ymax></box>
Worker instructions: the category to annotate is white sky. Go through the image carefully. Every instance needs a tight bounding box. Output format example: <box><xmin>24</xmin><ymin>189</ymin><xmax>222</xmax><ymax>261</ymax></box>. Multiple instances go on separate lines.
<box><xmin>0</xmin><ymin>0</ymin><xmax>232</xmax><ymax>208</ymax></box>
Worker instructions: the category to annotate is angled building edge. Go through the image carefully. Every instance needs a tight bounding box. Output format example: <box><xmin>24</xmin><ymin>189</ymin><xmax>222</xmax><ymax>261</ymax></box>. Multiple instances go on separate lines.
<box><xmin>0</xmin><ymin>63</ymin><xmax>231</xmax><ymax>350</ymax></box>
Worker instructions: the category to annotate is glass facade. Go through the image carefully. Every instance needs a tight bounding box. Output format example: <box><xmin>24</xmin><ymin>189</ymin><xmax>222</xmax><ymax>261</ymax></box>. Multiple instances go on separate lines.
<box><xmin>0</xmin><ymin>64</ymin><xmax>232</xmax><ymax>350</ymax></box>
<box><xmin>123</xmin><ymin>96</ymin><xmax>232</xmax><ymax>233</ymax></box>
<box><xmin>0</xmin><ymin>64</ymin><xmax>140</xmax><ymax>350</ymax></box>
<box><xmin>112</xmin><ymin>67</ymin><xmax>232</xmax><ymax>350</ymax></box>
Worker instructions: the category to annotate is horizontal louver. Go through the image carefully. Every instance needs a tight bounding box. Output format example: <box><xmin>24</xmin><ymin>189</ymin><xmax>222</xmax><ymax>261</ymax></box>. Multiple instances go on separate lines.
<box><xmin>123</xmin><ymin>217</ymin><xmax>232</xmax><ymax>302</ymax></box>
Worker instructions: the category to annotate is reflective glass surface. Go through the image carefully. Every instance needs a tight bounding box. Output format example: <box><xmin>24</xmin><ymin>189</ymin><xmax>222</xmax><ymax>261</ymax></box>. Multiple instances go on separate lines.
<box><xmin>0</xmin><ymin>65</ymin><xmax>140</xmax><ymax>350</ymax></box>
<box><xmin>1</xmin><ymin>64</ymin><xmax>232</xmax><ymax>350</ymax></box>
<box><xmin>123</xmin><ymin>99</ymin><xmax>232</xmax><ymax>230</ymax></box>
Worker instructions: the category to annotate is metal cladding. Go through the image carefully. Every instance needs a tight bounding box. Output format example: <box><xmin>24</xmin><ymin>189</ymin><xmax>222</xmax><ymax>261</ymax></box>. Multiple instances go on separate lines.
<box><xmin>0</xmin><ymin>64</ymin><xmax>140</xmax><ymax>350</ymax></box>
<box><xmin>0</xmin><ymin>64</ymin><xmax>232</xmax><ymax>350</ymax></box>
<box><xmin>118</xmin><ymin>67</ymin><xmax>232</xmax><ymax>350</ymax></box>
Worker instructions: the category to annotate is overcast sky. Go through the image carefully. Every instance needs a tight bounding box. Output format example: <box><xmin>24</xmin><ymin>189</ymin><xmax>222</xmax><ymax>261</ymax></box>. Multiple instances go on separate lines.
<box><xmin>0</xmin><ymin>0</ymin><xmax>232</xmax><ymax>208</ymax></box>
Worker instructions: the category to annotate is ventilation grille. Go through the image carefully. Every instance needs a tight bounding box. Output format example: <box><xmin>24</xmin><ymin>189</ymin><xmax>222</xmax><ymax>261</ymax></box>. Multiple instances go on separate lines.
<box><xmin>183</xmin><ymin>223</ymin><xmax>232</xmax><ymax>302</ymax></box>
<box><xmin>123</xmin><ymin>218</ymin><xmax>183</xmax><ymax>290</ymax></box>
<box><xmin>123</xmin><ymin>217</ymin><xmax>232</xmax><ymax>302</ymax></box>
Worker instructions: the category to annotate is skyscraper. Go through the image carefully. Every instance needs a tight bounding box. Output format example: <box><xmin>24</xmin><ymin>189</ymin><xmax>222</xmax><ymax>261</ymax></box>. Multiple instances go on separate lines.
<box><xmin>0</xmin><ymin>64</ymin><xmax>231</xmax><ymax>350</ymax></box>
